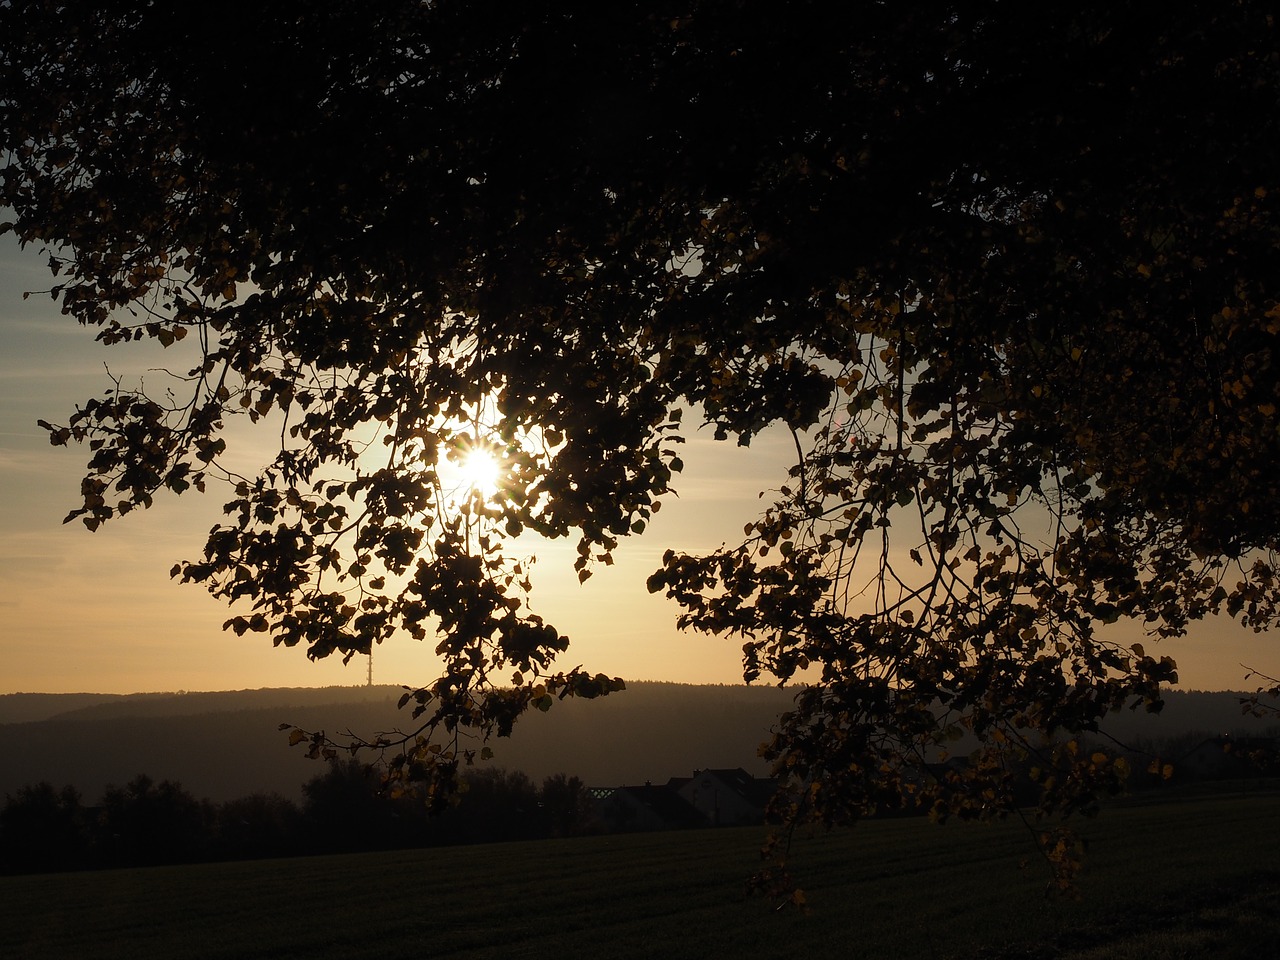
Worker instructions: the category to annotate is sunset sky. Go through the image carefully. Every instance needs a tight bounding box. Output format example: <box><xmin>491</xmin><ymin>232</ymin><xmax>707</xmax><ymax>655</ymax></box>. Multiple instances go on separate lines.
<box><xmin>2</xmin><ymin>231</ymin><xmax>1277</xmax><ymax>695</ymax></box>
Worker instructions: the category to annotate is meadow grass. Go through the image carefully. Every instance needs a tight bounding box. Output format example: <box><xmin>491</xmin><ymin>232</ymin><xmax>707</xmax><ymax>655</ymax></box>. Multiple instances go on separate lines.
<box><xmin>3</xmin><ymin>782</ymin><xmax>1277</xmax><ymax>959</ymax></box>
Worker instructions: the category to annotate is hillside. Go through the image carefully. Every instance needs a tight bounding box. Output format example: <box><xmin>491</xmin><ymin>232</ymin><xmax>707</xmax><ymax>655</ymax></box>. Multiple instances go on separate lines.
<box><xmin>0</xmin><ymin>692</ymin><xmax>131</xmax><ymax>724</ymax></box>
<box><xmin>0</xmin><ymin>684</ymin><xmax>1274</xmax><ymax>804</ymax></box>
<box><xmin>0</xmin><ymin>682</ymin><xmax>797</xmax><ymax>802</ymax></box>
<box><xmin>0</xmin><ymin>685</ymin><xmax>399</xmax><ymax>724</ymax></box>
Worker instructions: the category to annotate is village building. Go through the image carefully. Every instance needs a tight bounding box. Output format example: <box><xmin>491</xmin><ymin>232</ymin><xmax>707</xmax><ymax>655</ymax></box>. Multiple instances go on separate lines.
<box><xmin>670</xmin><ymin>768</ymin><xmax>777</xmax><ymax>827</ymax></box>
<box><xmin>587</xmin><ymin>783</ymin><xmax>704</xmax><ymax>833</ymax></box>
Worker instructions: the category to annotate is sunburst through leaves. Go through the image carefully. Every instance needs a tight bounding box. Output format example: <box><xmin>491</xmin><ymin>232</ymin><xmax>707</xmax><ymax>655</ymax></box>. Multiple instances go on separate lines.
<box><xmin>457</xmin><ymin>445</ymin><xmax>502</xmax><ymax>500</ymax></box>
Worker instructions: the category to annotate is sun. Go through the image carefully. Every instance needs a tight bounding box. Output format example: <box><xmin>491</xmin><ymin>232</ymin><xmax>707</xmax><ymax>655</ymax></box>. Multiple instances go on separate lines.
<box><xmin>459</xmin><ymin>446</ymin><xmax>502</xmax><ymax>499</ymax></box>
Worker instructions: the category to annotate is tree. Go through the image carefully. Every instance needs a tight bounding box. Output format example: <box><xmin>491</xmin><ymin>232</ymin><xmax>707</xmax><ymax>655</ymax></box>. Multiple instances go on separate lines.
<box><xmin>540</xmin><ymin>773</ymin><xmax>595</xmax><ymax>838</ymax></box>
<box><xmin>214</xmin><ymin>792</ymin><xmax>304</xmax><ymax>861</ymax></box>
<box><xmin>448</xmin><ymin>767</ymin><xmax>542</xmax><ymax>843</ymax></box>
<box><xmin>301</xmin><ymin>758</ymin><xmax>407</xmax><ymax>853</ymax></box>
<box><xmin>3</xmin><ymin>1</ymin><xmax>1280</xmax><ymax>889</ymax></box>
<box><xmin>96</xmin><ymin>775</ymin><xmax>212</xmax><ymax>867</ymax></box>
<box><xmin>0</xmin><ymin>782</ymin><xmax>88</xmax><ymax>873</ymax></box>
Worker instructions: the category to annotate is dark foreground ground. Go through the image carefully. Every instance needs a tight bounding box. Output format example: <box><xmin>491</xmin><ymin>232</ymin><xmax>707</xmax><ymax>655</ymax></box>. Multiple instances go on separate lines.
<box><xmin>3</xmin><ymin>781</ymin><xmax>1278</xmax><ymax>960</ymax></box>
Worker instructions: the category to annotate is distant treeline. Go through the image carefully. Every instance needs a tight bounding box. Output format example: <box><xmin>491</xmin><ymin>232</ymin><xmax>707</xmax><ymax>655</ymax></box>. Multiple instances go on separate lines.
<box><xmin>4</xmin><ymin>686</ymin><xmax>1277</xmax><ymax>809</ymax></box>
<box><xmin>0</xmin><ymin>682</ymin><xmax>795</xmax><ymax>803</ymax></box>
<box><xmin>0</xmin><ymin>762</ymin><xmax>598</xmax><ymax>876</ymax></box>
<box><xmin>8</xmin><ymin>721</ymin><xmax>1280</xmax><ymax>876</ymax></box>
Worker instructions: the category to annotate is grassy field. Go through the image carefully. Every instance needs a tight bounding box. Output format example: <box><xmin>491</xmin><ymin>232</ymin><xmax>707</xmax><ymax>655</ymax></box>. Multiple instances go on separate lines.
<box><xmin>3</xmin><ymin>782</ymin><xmax>1278</xmax><ymax>959</ymax></box>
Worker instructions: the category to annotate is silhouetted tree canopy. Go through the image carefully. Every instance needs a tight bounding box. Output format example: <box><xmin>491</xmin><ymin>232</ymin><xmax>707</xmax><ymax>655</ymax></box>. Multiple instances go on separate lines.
<box><xmin>4</xmin><ymin>1</ymin><xmax>1280</xmax><ymax>887</ymax></box>
<box><xmin>97</xmin><ymin>775</ymin><xmax>211</xmax><ymax>866</ymax></box>
<box><xmin>0</xmin><ymin>782</ymin><xmax>87</xmax><ymax>872</ymax></box>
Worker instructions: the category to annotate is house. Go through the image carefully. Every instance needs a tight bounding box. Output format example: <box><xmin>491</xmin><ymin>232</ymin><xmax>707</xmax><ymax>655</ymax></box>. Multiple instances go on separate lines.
<box><xmin>587</xmin><ymin>783</ymin><xmax>705</xmax><ymax>833</ymax></box>
<box><xmin>671</xmin><ymin>768</ymin><xmax>778</xmax><ymax>826</ymax></box>
<box><xmin>1177</xmin><ymin>736</ymin><xmax>1278</xmax><ymax>781</ymax></box>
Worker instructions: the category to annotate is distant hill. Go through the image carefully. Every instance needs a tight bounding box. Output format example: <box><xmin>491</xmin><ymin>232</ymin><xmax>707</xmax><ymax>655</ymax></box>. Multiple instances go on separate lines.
<box><xmin>0</xmin><ymin>685</ymin><xmax>401</xmax><ymax>724</ymax></box>
<box><xmin>0</xmin><ymin>692</ymin><xmax>131</xmax><ymax>724</ymax></box>
<box><xmin>1</xmin><ymin>684</ymin><xmax>1274</xmax><ymax>805</ymax></box>
<box><xmin>1095</xmin><ymin>688</ymin><xmax>1279</xmax><ymax>746</ymax></box>
<box><xmin>0</xmin><ymin>682</ymin><xmax>797</xmax><ymax>802</ymax></box>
